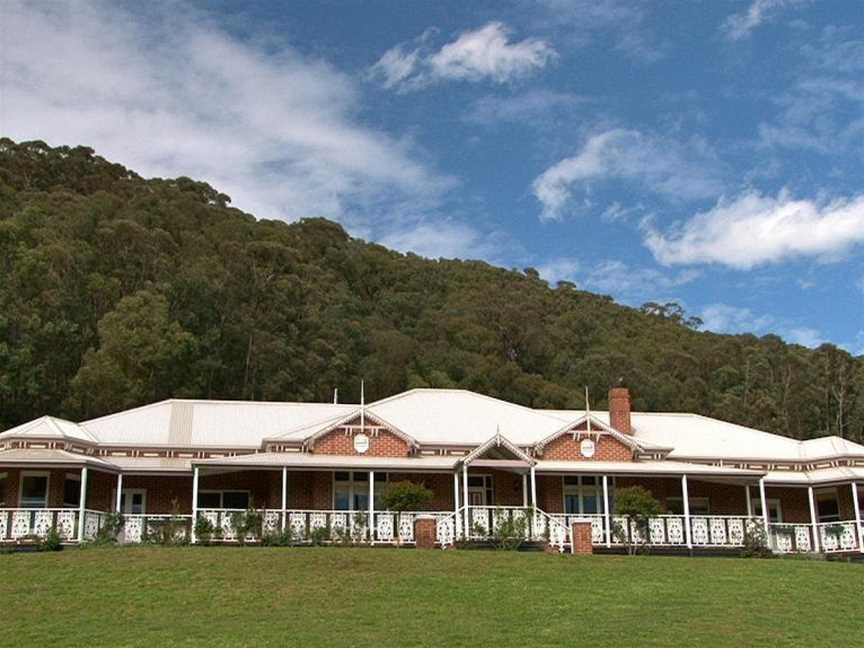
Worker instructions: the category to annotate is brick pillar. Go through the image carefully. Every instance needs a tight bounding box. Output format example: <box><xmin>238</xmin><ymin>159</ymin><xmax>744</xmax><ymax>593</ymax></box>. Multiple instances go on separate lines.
<box><xmin>571</xmin><ymin>521</ymin><xmax>593</xmax><ymax>555</ymax></box>
<box><xmin>414</xmin><ymin>516</ymin><xmax>437</xmax><ymax>549</ymax></box>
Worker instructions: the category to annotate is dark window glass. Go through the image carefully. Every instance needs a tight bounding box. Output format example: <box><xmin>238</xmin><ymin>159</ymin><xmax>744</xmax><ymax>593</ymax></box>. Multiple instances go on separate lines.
<box><xmin>374</xmin><ymin>473</ymin><xmax>387</xmax><ymax>483</ymax></box>
<box><xmin>563</xmin><ymin>476</ymin><xmax>579</xmax><ymax>486</ymax></box>
<box><xmin>354</xmin><ymin>472</ymin><xmax>369</xmax><ymax>482</ymax></box>
<box><xmin>582</xmin><ymin>476</ymin><xmax>597</xmax><ymax>486</ymax></box>
<box><xmin>334</xmin><ymin>472</ymin><xmax>350</xmax><ymax>482</ymax></box>
<box><xmin>197</xmin><ymin>492</ymin><xmax>221</xmax><ymax>508</ymax></box>
<box><xmin>63</xmin><ymin>478</ymin><xmax>81</xmax><ymax>507</ymax></box>
<box><xmin>222</xmin><ymin>491</ymin><xmax>250</xmax><ymax>509</ymax></box>
<box><xmin>467</xmin><ymin>476</ymin><xmax>484</xmax><ymax>487</ymax></box>
<box><xmin>0</xmin><ymin>476</ymin><xmax>6</xmax><ymax>506</ymax></box>
<box><xmin>20</xmin><ymin>475</ymin><xmax>48</xmax><ymax>508</ymax></box>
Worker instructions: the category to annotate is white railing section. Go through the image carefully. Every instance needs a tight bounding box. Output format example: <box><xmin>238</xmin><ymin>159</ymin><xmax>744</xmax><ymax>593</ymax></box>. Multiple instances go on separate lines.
<box><xmin>122</xmin><ymin>514</ymin><xmax>193</xmax><ymax>544</ymax></box>
<box><xmin>0</xmin><ymin>508</ymin><xmax>79</xmax><ymax>542</ymax></box>
<box><xmin>816</xmin><ymin>521</ymin><xmax>860</xmax><ymax>553</ymax></box>
<box><xmin>768</xmin><ymin>523</ymin><xmax>814</xmax><ymax>553</ymax></box>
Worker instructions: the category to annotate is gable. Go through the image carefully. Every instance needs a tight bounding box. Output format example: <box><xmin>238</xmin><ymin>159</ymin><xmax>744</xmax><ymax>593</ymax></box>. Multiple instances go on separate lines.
<box><xmin>540</xmin><ymin>433</ymin><xmax>634</xmax><ymax>462</ymax></box>
<box><xmin>312</xmin><ymin>416</ymin><xmax>411</xmax><ymax>457</ymax></box>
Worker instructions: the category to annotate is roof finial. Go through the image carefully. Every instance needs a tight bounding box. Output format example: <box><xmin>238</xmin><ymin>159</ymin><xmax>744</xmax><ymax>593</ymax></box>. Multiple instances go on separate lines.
<box><xmin>585</xmin><ymin>386</ymin><xmax>592</xmax><ymax>435</ymax></box>
<box><xmin>360</xmin><ymin>380</ymin><xmax>365</xmax><ymax>431</ymax></box>
<box><xmin>333</xmin><ymin>388</ymin><xmax>338</xmax><ymax>405</ymax></box>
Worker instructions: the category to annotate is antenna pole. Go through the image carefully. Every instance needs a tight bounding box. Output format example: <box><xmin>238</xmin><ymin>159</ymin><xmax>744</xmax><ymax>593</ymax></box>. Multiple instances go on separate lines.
<box><xmin>585</xmin><ymin>386</ymin><xmax>591</xmax><ymax>435</ymax></box>
<box><xmin>360</xmin><ymin>380</ymin><xmax>365</xmax><ymax>431</ymax></box>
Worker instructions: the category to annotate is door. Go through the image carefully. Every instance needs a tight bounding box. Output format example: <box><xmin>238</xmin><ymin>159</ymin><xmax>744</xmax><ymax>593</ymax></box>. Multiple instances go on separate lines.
<box><xmin>120</xmin><ymin>489</ymin><xmax>146</xmax><ymax>514</ymax></box>
<box><xmin>468</xmin><ymin>489</ymin><xmax>487</xmax><ymax>506</ymax></box>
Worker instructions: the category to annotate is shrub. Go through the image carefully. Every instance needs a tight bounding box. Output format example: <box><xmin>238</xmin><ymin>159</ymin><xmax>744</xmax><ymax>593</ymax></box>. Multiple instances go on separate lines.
<box><xmin>229</xmin><ymin>508</ymin><xmax>263</xmax><ymax>545</ymax></box>
<box><xmin>261</xmin><ymin>526</ymin><xmax>294</xmax><ymax>547</ymax></box>
<box><xmin>382</xmin><ymin>481</ymin><xmax>433</xmax><ymax>544</ymax></box>
<box><xmin>194</xmin><ymin>516</ymin><xmax>216</xmax><ymax>545</ymax></box>
<box><xmin>94</xmin><ymin>512</ymin><xmax>124</xmax><ymax>545</ymax></box>
<box><xmin>613</xmin><ymin>485</ymin><xmax>661</xmax><ymax>556</ymax></box>
<box><xmin>309</xmin><ymin>525</ymin><xmax>330</xmax><ymax>546</ymax></box>
<box><xmin>741</xmin><ymin>521</ymin><xmax>774</xmax><ymax>559</ymax></box>
<box><xmin>491</xmin><ymin>513</ymin><xmax>528</xmax><ymax>550</ymax></box>
<box><xmin>40</xmin><ymin>527</ymin><xmax>63</xmax><ymax>552</ymax></box>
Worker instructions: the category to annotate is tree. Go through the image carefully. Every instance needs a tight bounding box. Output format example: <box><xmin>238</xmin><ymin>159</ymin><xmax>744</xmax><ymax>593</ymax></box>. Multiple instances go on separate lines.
<box><xmin>612</xmin><ymin>486</ymin><xmax>662</xmax><ymax>555</ymax></box>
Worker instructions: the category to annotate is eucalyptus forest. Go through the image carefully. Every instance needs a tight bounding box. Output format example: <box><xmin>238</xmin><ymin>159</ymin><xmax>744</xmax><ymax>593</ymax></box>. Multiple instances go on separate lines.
<box><xmin>1</xmin><ymin>139</ymin><xmax>861</xmax><ymax>441</ymax></box>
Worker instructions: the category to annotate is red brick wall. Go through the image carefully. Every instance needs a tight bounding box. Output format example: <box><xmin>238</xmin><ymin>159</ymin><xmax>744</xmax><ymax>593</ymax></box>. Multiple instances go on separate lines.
<box><xmin>542</xmin><ymin>434</ymin><xmax>633</xmax><ymax>462</ymax></box>
<box><xmin>314</xmin><ymin>426</ymin><xmax>410</xmax><ymax>457</ymax></box>
<box><xmin>199</xmin><ymin>470</ymin><xmax>281</xmax><ymax>509</ymax></box>
<box><xmin>122</xmin><ymin>475</ymin><xmax>194</xmax><ymax>514</ymax></box>
<box><xmin>537</xmin><ymin>475</ymin><xmax>564</xmax><ymax>513</ymax></box>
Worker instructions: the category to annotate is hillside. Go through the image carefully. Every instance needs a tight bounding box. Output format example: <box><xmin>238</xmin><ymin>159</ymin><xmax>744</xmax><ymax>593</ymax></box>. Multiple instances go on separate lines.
<box><xmin>0</xmin><ymin>138</ymin><xmax>861</xmax><ymax>440</ymax></box>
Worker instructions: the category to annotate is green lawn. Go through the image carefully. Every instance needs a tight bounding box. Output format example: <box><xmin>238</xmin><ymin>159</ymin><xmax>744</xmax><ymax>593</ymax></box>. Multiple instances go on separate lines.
<box><xmin>1</xmin><ymin>547</ymin><xmax>861</xmax><ymax>647</ymax></box>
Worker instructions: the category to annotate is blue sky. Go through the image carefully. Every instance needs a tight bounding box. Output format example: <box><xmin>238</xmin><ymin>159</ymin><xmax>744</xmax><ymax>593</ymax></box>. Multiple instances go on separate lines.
<box><xmin>4</xmin><ymin>1</ymin><xmax>864</xmax><ymax>351</ymax></box>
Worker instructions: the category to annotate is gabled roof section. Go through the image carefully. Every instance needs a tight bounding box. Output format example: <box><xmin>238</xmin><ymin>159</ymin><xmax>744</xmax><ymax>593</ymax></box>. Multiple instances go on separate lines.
<box><xmin>0</xmin><ymin>447</ymin><xmax>116</xmax><ymax>469</ymax></box>
<box><xmin>82</xmin><ymin>399</ymin><xmax>356</xmax><ymax>447</ymax></box>
<box><xmin>0</xmin><ymin>416</ymin><xmax>97</xmax><ymax>444</ymax></box>
<box><xmin>462</xmin><ymin>431</ymin><xmax>535</xmax><ymax>465</ymax></box>
<box><xmin>367</xmin><ymin>388</ymin><xmax>570</xmax><ymax>446</ymax></box>
<box><xmin>292</xmin><ymin>407</ymin><xmax>420</xmax><ymax>451</ymax></box>
<box><xmin>533</xmin><ymin>413</ymin><xmax>666</xmax><ymax>457</ymax></box>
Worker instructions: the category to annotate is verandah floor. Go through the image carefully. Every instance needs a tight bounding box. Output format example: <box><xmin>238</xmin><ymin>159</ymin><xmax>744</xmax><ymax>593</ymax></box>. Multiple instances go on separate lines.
<box><xmin>1</xmin><ymin>547</ymin><xmax>861</xmax><ymax>647</ymax></box>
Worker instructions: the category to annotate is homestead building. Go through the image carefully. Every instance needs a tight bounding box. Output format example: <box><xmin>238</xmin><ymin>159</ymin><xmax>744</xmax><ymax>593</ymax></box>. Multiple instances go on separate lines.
<box><xmin>1</xmin><ymin>387</ymin><xmax>863</xmax><ymax>554</ymax></box>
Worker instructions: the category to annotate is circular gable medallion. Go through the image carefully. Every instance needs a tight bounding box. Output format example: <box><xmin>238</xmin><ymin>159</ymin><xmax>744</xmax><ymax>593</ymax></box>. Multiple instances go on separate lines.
<box><xmin>353</xmin><ymin>433</ymin><xmax>370</xmax><ymax>454</ymax></box>
<box><xmin>580</xmin><ymin>438</ymin><xmax>596</xmax><ymax>458</ymax></box>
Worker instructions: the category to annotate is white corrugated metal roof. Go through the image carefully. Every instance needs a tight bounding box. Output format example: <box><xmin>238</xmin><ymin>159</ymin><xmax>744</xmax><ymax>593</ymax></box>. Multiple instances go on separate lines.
<box><xmin>0</xmin><ymin>416</ymin><xmax>97</xmax><ymax>443</ymax></box>
<box><xmin>0</xmin><ymin>447</ymin><xmax>115</xmax><ymax>468</ymax></box>
<box><xmin>366</xmin><ymin>389</ymin><xmax>577</xmax><ymax>446</ymax></box>
<box><xmin>80</xmin><ymin>400</ymin><xmax>357</xmax><ymax>447</ymax></box>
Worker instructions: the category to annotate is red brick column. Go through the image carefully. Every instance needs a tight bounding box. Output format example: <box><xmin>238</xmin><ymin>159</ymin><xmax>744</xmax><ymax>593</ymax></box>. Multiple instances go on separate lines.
<box><xmin>414</xmin><ymin>516</ymin><xmax>437</xmax><ymax>549</ymax></box>
<box><xmin>571</xmin><ymin>521</ymin><xmax>593</xmax><ymax>555</ymax></box>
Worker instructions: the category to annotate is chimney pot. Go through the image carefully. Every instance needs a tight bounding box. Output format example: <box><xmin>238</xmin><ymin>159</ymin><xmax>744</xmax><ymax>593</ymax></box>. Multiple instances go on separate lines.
<box><xmin>608</xmin><ymin>387</ymin><xmax>632</xmax><ymax>435</ymax></box>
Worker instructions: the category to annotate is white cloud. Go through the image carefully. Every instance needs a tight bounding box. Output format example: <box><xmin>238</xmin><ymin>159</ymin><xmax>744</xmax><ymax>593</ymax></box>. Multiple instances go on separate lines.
<box><xmin>721</xmin><ymin>0</ymin><xmax>806</xmax><ymax>41</ymax></box>
<box><xmin>531</xmin><ymin>129</ymin><xmax>724</xmax><ymax>221</ymax></box>
<box><xmin>369</xmin><ymin>22</ymin><xmax>555</xmax><ymax>91</ymax></box>
<box><xmin>378</xmin><ymin>221</ymin><xmax>501</xmax><ymax>261</ymax></box>
<box><xmin>784</xmin><ymin>326</ymin><xmax>825</xmax><ymax>348</ymax></box>
<box><xmin>537</xmin><ymin>258</ymin><xmax>700</xmax><ymax>301</ymax></box>
<box><xmin>463</xmin><ymin>90</ymin><xmax>584</xmax><ymax>126</ymax></box>
<box><xmin>2</xmin><ymin>1</ymin><xmax>449</xmax><ymax>227</ymax></box>
<box><xmin>645</xmin><ymin>190</ymin><xmax>864</xmax><ymax>269</ymax></box>
<box><xmin>699</xmin><ymin>304</ymin><xmax>774</xmax><ymax>334</ymax></box>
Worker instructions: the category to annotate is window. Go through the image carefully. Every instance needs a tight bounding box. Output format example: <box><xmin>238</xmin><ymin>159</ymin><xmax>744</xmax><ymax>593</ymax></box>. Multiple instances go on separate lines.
<box><xmin>19</xmin><ymin>472</ymin><xmax>49</xmax><ymax>508</ymax></box>
<box><xmin>666</xmin><ymin>497</ymin><xmax>710</xmax><ymax>516</ymax></box>
<box><xmin>816</xmin><ymin>488</ymin><xmax>840</xmax><ymax>523</ymax></box>
<box><xmin>334</xmin><ymin>472</ymin><xmax>388</xmax><ymax>511</ymax></box>
<box><xmin>0</xmin><ymin>473</ymin><xmax>6</xmax><ymax>507</ymax></box>
<box><xmin>467</xmin><ymin>474</ymin><xmax>494</xmax><ymax>506</ymax></box>
<box><xmin>563</xmin><ymin>476</ymin><xmax>606</xmax><ymax>515</ymax></box>
<box><xmin>120</xmin><ymin>490</ymin><xmax>147</xmax><ymax>515</ymax></box>
<box><xmin>63</xmin><ymin>473</ymin><xmax>82</xmax><ymax>508</ymax></box>
<box><xmin>751</xmin><ymin>498</ymin><xmax>783</xmax><ymax>523</ymax></box>
<box><xmin>197</xmin><ymin>490</ymin><xmax>249</xmax><ymax>510</ymax></box>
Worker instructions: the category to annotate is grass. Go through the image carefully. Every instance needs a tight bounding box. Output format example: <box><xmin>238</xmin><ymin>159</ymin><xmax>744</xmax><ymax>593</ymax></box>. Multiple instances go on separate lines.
<box><xmin>1</xmin><ymin>547</ymin><xmax>862</xmax><ymax>647</ymax></box>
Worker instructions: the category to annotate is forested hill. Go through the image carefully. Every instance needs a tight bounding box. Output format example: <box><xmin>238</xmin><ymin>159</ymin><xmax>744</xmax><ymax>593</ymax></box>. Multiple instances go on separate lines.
<box><xmin>1</xmin><ymin>139</ymin><xmax>862</xmax><ymax>441</ymax></box>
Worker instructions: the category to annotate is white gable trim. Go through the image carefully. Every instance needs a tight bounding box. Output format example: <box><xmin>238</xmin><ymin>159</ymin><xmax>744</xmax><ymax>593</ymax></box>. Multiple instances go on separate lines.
<box><xmin>532</xmin><ymin>414</ymin><xmax>665</xmax><ymax>457</ymax></box>
<box><xmin>462</xmin><ymin>432</ymin><xmax>535</xmax><ymax>466</ymax></box>
<box><xmin>303</xmin><ymin>409</ymin><xmax>419</xmax><ymax>451</ymax></box>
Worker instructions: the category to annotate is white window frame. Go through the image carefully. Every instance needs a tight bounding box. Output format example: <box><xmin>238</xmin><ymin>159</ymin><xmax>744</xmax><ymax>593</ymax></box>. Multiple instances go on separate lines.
<box><xmin>119</xmin><ymin>488</ymin><xmax>148</xmax><ymax>515</ymax></box>
<box><xmin>562</xmin><ymin>476</ymin><xmax>605</xmax><ymax>515</ymax></box>
<box><xmin>18</xmin><ymin>470</ymin><xmax>50</xmax><ymax>509</ymax></box>
<box><xmin>815</xmin><ymin>487</ymin><xmax>841</xmax><ymax>523</ymax></box>
<box><xmin>332</xmin><ymin>471</ymin><xmax>388</xmax><ymax>511</ymax></box>
<box><xmin>466</xmin><ymin>473</ymin><xmax>493</xmax><ymax>507</ymax></box>
<box><xmin>197</xmin><ymin>489</ymin><xmax>251</xmax><ymax>510</ymax></box>
<box><xmin>751</xmin><ymin>497</ymin><xmax>783</xmax><ymax>523</ymax></box>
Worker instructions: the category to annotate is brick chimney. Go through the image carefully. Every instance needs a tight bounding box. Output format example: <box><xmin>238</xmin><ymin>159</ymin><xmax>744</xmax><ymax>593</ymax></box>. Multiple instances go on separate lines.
<box><xmin>608</xmin><ymin>386</ymin><xmax>632</xmax><ymax>434</ymax></box>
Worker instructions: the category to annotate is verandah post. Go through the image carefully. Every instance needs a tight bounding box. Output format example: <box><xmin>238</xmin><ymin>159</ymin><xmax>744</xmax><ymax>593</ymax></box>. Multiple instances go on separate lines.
<box><xmin>602</xmin><ymin>474</ymin><xmax>611</xmax><ymax>547</ymax></box>
<box><xmin>522</xmin><ymin>473</ymin><xmax>528</xmax><ymax>508</ymax></box>
<box><xmin>745</xmin><ymin>484</ymin><xmax>752</xmax><ymax>517</ymax></box>
<box><xmin>758</xmin><ymin>477</ymin><xmax>770</xmax><ymax>548</ymax></box>
<box><xmin>369</xmin><ymin>470</ymin><xmax>375</xmax><ymax>544</ymax></box>
<box><xmin>281</xmin><ymin>467</ymin><xmax>288</xmax><ymax>533</ymax></box>
<box><xmin>115</xmin><ymin>472</ymin><xmax>123</xmax><ymax>513</ymax></box>
<box><xmin>681</xmin><ymin>474</ymin><xmax>692</xmax><ymax>549</ymax></box>
<box><xmin>808</xmin><ymin>486</ymin><xmax>820</xmax><ymax>553</ymax></box>
<box><xmin>462</xmin><ymin>464</ymin><xmax>469</xmax><ymax>539</ymax></box>
<box><xmin>77</xmin><ymin>466</ymin><xmax>88</xmax><ymax>543</ymax></box>
<box><xmin>851</xmin><ymin>482</ymin><xmax>863</xmax><ymax>554</ymax></box>
<box><xmin>191</xmin><ymin>466</ymin><xmax>200</xmax><ymax>544</ymax></box>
